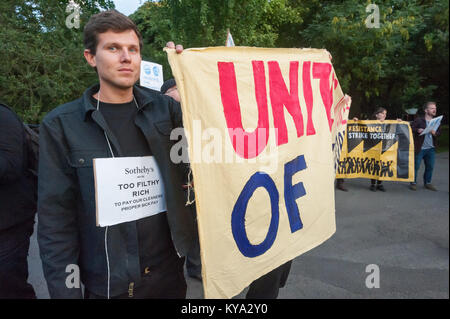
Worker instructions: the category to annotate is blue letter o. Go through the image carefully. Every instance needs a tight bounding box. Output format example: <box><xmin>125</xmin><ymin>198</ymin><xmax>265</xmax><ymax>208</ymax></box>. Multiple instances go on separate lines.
<box><xmin>231</xmin><ymin>172</ymin><xmax>279</xmax><ymax>258</ymax></box>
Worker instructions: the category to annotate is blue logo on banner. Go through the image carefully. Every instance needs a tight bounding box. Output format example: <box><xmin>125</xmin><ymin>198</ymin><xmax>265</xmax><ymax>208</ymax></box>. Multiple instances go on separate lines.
<box><xmin>144</xmin><ymin>65</ymin><xmax>151</xmax><ymax>75</ymax></box>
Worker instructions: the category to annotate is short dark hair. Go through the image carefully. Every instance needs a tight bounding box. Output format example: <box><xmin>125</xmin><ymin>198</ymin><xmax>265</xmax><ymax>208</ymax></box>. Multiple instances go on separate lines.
<box><xmin>83</xmin><ymin>10</ymin><xmax>143</xmax><ymax>55</ymax></box>
<box><xmin>161</xmin><ymin>78</ymin><xmax>176</xmax><ymax>94</ymax></box>
<box><xmin>423</xmin><ymin>101</ymin><xmax>436</xmax><ymax>110</ymax></box>
<box><xmin>372</xmin><ymin>107</ymin><xmax>387</xmax><ymax>119</ymax></box>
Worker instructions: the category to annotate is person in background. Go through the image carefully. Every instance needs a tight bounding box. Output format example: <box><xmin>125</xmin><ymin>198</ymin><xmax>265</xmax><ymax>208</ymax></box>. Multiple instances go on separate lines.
<box><xmin>336</xmin><ymin>96</ymin><xmax>355</xmax><ymax>193</ymax></box>
<box><xmin>369</xmin><ymin>107</ymin><xmax>402</xmax><ymax>192</ymax></box>
<box><xmin>409</xmin><ymin>102</ymin><xmax>441</xmax><ymax>191</ymax></box>
<box><xmin>161</xmin><ymin>78</ymin><xmax>202</xmax><ymax>282</ymax></box>
<box><xmin>0</xmin><ymin>103</ymin><xmax>37</xmax><ymax>299</ymax></box>
<box><xmin>335</xmin><ymin>178</ymin><xmax>348</xmax><ymax>192</ymax></box>
<box><xmin>161</xmin><ymin>78</ymin><xmax>180</xmax><ymax>103</ymax></box>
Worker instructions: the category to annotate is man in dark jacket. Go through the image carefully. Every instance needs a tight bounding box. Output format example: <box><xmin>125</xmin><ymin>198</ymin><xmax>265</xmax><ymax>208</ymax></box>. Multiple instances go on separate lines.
<box><xmin>409</xmin><ymin>102</ymin><xmax>441</xmax><ymax>191</ymax></box>
<box><xmin>37</xmin><ymin>10</ymin><xmax>195</xmax><ymax>299</ymax></box>
<box><xmin>0</xmin><ymin>103</ymin><xmax>37</xmax><ymax>299</ymax></box>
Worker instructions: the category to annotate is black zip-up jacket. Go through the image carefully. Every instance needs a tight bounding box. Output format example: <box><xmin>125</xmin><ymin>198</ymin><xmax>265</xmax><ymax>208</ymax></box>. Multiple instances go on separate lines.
<box><xmin>37</xmin><ymin>84</ymin><xmax>197</xmax><ymax>298</ymax></box>
<box><xmin>0</xmin><ymin>104</ymin><xmax>36</xmax><ymax>231</ymax></box>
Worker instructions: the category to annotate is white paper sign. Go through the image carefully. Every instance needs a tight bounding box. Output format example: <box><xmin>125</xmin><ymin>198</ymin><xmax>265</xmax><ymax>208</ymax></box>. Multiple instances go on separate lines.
<box><xmin>420</xmin><ymin>115</ymin><xmax>443</xmax><ymax>136</ymax></box>
<box><xmin>140</xmin><ymin>60</ymin><xmax>164</xmax><ymax>91</ymax></box>
<box><xmin>93</xmin><ymin>156</ymin><xmax>166</xmax><ymax>227</ymax></box>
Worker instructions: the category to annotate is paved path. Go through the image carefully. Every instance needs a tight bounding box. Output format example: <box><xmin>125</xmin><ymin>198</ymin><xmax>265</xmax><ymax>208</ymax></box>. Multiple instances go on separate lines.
<box><xmin>28</xmin><ymin>152</ymin><xmax>449</xmax><ymax>299</ymax></box>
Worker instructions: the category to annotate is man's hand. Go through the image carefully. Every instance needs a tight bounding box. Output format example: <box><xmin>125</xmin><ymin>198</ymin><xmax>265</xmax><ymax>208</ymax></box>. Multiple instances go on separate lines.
<box><xmin>352</xmin><ymin>117</ymin><xmax>359</xmax><ymax>121</ymax></box>
<box><xmin>418</xmin><ymin>128</ymin><xmax>424</xmax><ymax>134</ymax></box>
<box><xmin>344</xmin><ymin>94</ymin><xmax>352</xmax><ymax>106</ymax></box>
<box><xmin>431</xmin><ymin>129</ymin><xmax>436</xmax><ymax>136</ymax></box>
<box><xmin>166</xmin><ymin>41</ymin><xmax>184</xmax><ymax>54</ymax></box>
<box><xmin>397</xmin><ymin>118</ymin><xmax>402</xmax><ymax>122</ymax></box>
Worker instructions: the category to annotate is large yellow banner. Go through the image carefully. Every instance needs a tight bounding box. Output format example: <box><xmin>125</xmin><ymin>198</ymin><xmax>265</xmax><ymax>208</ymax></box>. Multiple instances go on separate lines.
<box><xmin>166</xmin><ymin>47</ymin><xmax>350</xmax><ymax>298</ymax></box>
<box><xmin>336</xmin><ymin>120</ymin><xmax>414</xmax><ymax>181</ymax></box>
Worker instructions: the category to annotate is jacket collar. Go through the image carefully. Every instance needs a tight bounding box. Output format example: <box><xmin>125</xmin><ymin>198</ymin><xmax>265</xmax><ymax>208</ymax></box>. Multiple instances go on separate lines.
<box><xmin>82</xmin><ymin>84</ymin><xmax>155</xmax><ymax>121</ymax></box>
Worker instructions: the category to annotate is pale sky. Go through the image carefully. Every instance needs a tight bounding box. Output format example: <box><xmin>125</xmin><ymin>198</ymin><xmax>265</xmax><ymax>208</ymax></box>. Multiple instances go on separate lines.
<box><xmin>112</xmin><ymin>0</ymin><xmax>145</xmax><ymax>16</ymax></box>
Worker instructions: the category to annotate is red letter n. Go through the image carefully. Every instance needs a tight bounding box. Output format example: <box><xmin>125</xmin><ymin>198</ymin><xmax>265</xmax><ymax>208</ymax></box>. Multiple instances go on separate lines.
<box><xmin>302</xmin><ymin>61</ymin><xmax>315</xmax><ymax>136</ymax></box>
<box><xmin>312</xmin><ymin>62</ymin><xmax>334</xmax><ymax>131</ymax></box>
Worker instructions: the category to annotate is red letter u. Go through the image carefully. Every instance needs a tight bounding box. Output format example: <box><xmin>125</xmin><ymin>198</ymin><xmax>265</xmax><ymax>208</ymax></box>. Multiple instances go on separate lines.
<box><xmin>218</xmin><ymin>61</ymin><xmax>269</xmax><ymax>158</ymax></box>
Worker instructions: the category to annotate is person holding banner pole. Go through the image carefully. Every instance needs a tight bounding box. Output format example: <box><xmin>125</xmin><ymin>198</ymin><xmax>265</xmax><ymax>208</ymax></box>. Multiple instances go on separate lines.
<box><xmin>37</xmin><ymin>11</ymin><xmax>196</xmax><ymax>299</ymax></box>
<box><xmin>161</xmin><ymin>78</ymin><xmax>202</xmax><ymax>282</ymax></box>
<box><xmin>165</xmin><ymin>41</ymin><xmax>301</xmax><ymax>299</ymax></box>
<box><xmin>409</xmin><ymin>102</ymin><xmax>441</xmax><ymax>191</ymax></box>
<box><xmin>245</xmin><ymin>260</ymin><xmax>292</xmax><ymax>299</ymax></box>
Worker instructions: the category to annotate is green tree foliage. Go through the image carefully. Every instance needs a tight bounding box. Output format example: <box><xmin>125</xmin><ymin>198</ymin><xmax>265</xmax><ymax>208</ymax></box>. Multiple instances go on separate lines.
<box><xmin>0</xmin><ymin>0</ymin><xmax>114</xmax><ymax>123</ymax></box>
<box><xmin>131</xmin><ymin>0</ymin><xmax>303</xmax><ymax>79</ymax></box>
<box><xmin>287</xmin><ymin>0</ymin><xmax>449</xmax><ymax>119</ymax></box>
<box><xmin>132</xmin><ymin>0</ymin><xmax>448</xmax><ymax>120</ymax></box>
<box><xmin>1</xmin><ymin>0</ymin><xmax>447</xmax><ymax>123</ymax></box>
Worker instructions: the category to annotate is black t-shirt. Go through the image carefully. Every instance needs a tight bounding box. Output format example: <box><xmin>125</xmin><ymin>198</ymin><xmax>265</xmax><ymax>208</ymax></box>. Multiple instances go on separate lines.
<box><xmin>92</xmin><ymin>96</ymin><xmax>179</xmax><ymax>270</ymax></box>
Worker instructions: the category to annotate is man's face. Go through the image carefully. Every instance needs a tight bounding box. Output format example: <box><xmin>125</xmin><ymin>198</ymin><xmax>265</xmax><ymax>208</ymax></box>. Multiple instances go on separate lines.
<box><xmin>165</xmin><ymin>86</ymin><xmax>180</xmax><ymax>102</ymax></box>
<box><xmin>425</xmin><ymin>103</ymin><xmax>437</xmax><ymax>117</ymax></box>
<box><xmin>84</xmin><ymin>30</ymin><xmax>141</xmax><ymax>91</ymax></box>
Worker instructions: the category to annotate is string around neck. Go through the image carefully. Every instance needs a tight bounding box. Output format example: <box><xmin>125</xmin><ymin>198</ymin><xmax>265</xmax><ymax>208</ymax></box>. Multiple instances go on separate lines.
<box><xmin>96</xmin><ymin>90</ymin><xmax>140</xmax><ymax>158</ymax></box>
